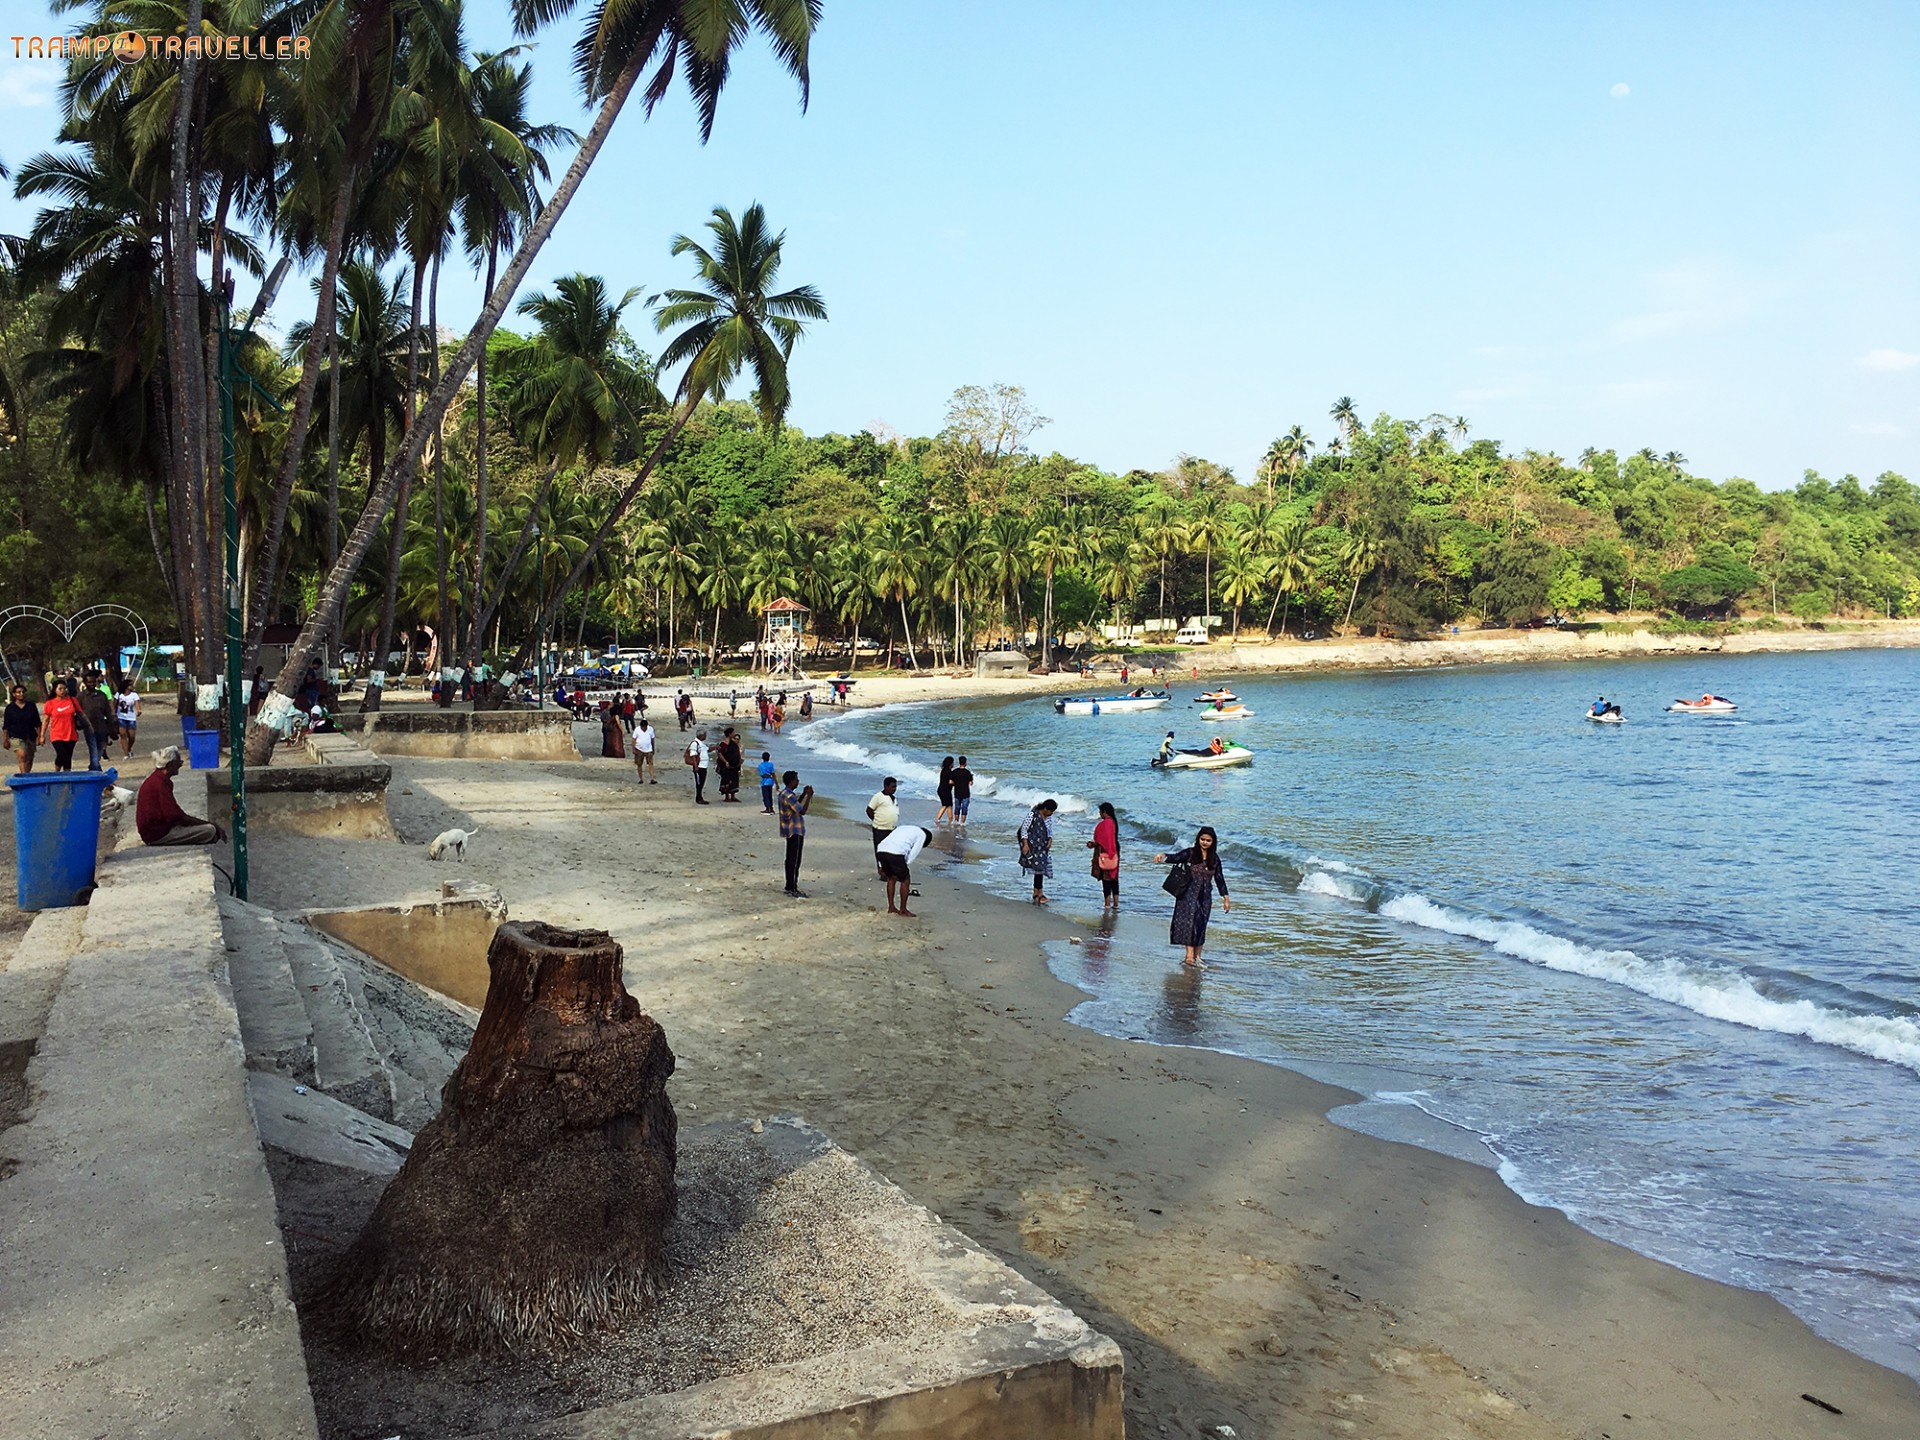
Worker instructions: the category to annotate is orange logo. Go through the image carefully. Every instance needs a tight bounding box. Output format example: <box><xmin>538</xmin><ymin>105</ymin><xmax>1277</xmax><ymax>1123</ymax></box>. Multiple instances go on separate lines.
<box><xmin>112</xmin><ymin>31</ymin><xmax>146</xmax><ymax>64</ymax></box>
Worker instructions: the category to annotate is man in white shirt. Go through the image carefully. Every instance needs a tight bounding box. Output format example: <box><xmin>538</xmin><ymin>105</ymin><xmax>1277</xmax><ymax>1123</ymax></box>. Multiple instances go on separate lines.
<box><xmin>876</xmin><ymin>825</ymin><xmax>931</xmax><ymax>917</ymax></box>
<box><xmin>632</xmin><ymin>717</ymin><xmax>657</xmax><ymax>783</ymax></box>
<box><xmin>866</xmin><ymin>776</ymin><xmax>899</xmax><ymax>877</ymax></box>
<box><xmin>689</xmin><ymin>727</ymin><xmax>710</xmax><ymax>804</ymax></box>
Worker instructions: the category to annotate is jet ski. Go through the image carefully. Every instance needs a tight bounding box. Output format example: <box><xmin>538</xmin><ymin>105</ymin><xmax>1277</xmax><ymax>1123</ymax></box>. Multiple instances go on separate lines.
<box><xmin>1586</xmin><ymin>710</ymin><xmax>1625</xmax><ymax>724</ymax></box>
<box><xmin>1199</xmin><ymin>703</ymin><xmax>1256</xmax><ymax>720</ymax></box>
<box><xmin>1194</xmin><ymin>689</ymin><xmax>1238</xmax><ymax>704</ymax></box>
<box><xmin>1667</xmin><ymin>695</ymin><xmax>1737</xmax><ymax>714</ymax></box>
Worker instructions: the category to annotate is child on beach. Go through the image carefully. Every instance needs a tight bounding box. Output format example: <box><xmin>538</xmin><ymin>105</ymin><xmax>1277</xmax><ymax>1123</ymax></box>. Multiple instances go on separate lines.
<box><xmin>758</xmin><ymin>752</ymin><xmax>777</xmax><ymax>812</ymax></box>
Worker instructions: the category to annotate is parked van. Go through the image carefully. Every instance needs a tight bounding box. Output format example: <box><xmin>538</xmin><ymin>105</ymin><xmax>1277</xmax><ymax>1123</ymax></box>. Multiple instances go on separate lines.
<box><xmin>1175</xmin><ymin>625</ymin><xmax>1211</xmax><ymax>645</ymax></box>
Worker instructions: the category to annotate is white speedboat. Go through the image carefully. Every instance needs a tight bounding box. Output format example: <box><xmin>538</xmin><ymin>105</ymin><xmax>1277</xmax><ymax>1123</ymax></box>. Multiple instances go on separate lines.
<box><xmin>1152</xmin><ymin>743</ymin><xmax>1254</xmax><ymax>770</ymax></box>
<box><xmin>1199</xmin><ymin>704</ymin><xmax>1256</xmax><ymax>720</ymax></box>
<box><xmin>1054</xmin><ymin>692</ymin><xmax>1170</xmax><ymax>715</ymax></box>
<box><xmin>1667</xmin><ymin>695</ymin><xmax>1737</xmax><ymax>714</ymax></box>
<box><xmin>1586</xmin><ymin>710</ymin><xmax>1625</xmax><ymax>724</ymax></box>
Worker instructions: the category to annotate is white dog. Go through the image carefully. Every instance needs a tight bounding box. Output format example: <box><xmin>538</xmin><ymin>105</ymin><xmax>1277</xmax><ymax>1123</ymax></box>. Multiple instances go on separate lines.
<box><xmin>105</xmin><ymin>786</ymin><xmax>136</xmax><ymax>809</ymax></box>
<box><xmin>426</xmin><ymin>827</ymin><xmax>479</xmax><ymax>862</ymax></box>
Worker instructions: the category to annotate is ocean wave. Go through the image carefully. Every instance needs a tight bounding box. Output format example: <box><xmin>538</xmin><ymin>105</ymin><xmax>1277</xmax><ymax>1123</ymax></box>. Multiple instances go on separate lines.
<box><xmin>791</xmin><ymin>730</ymin><xmax>1090</xmax><ymax>815</ymax></box>
<box><xmin>1298</xmin><ymin>870</ymin><xmax>1372</xmax><ymax>902</ymax></box>
<box><xmin>1379</xmin><ymin>893</ymin><xmax>1920</xmax><ymax>1076</ymax></box>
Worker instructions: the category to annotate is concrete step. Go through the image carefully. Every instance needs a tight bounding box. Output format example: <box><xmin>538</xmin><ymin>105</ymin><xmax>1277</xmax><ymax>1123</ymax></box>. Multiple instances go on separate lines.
<box><xmin>216</xmin><ymin>896</ymin><xmax>317</xmax><ymax>1085</ymax></box>
<box><xmin>280</xmin><ymin>928</ymin><xmax>396</xmax><ymax>1122</ymax></box>
<box><xmin>317</xmin><ymin>937</ymin><xmax>474</xmax><ymax>1132</ymax></box>
<box><xmin>246</xmin><ymin>1070</ymin><xmax>412</xmax><ymax>1175</ymax></box>
<box><xmin>0</xmin><ymin>908</ymin><xmax>85</xmax><ymax>1050</ymax></box>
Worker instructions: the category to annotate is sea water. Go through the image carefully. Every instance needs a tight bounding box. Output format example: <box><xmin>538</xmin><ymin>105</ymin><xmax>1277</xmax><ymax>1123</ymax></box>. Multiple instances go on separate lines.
<box><xmin>793</xmin><ymin>648</ymin><xmax>1920</xmax><ymax>1379</ymax></box>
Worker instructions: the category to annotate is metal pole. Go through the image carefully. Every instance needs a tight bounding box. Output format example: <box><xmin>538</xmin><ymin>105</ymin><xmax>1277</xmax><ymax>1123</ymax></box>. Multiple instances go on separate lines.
<box><xmin>219</xmin><ymin>281</ymin><xmax>248</xmax><ymax>900</ymax></box>
<box><xmin>532</xmin><ymin>524</ymin><xmax>543</xmax><ymax>707</ymax></box>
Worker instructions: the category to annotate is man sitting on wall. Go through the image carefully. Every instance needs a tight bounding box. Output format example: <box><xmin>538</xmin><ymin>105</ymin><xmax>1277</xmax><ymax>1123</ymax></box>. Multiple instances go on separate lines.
<box><xmin>136</xmin><ymin>746</ymin><xmax>225</xmax><ymax>846</ymax></box>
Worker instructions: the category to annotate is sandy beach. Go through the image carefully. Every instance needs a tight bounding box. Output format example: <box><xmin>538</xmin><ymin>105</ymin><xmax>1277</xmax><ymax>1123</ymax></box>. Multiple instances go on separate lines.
<box><xmin>244</xmin><ymin>715</ymin><xmax>1920</xmax><ymax>1440</ymax></box>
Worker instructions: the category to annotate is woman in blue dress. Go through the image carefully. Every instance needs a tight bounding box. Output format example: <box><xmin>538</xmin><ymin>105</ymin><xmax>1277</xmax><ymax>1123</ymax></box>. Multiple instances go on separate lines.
<box><xmin>1152</xmin><ymin>826</ymin><xmax>1230</xmax><ymax>965</ymax></box>
<box><xmin>1017</xmin><ymin>799</ymin><xmax>1059</xmax><ymax>903</ymax></box>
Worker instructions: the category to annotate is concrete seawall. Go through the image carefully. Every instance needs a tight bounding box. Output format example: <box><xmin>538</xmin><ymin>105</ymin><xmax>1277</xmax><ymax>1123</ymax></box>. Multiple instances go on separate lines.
<box><xmin>0</xmin><ymin>847</ymin><xmax>319</xmax><ymax>1439</ymax></box>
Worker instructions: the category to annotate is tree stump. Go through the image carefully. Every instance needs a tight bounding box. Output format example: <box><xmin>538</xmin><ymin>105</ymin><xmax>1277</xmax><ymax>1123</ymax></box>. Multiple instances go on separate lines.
<box><xmin>320</xmin><ymin>921</ymin><xmax>677</xmax><ymax>1354</ymax></box>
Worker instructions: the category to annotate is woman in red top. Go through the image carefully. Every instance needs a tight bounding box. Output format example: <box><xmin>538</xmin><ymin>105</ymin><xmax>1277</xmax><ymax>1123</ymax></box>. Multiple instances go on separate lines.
<box><xmin>1087</xmin><ymin>801</ymin><xmax>1121</xmax><ymax>910</ymax></box>
<box><xmin>38</xmin><ymin>678</ymin><xmax>84</xmax><ymax>772</ymax></box>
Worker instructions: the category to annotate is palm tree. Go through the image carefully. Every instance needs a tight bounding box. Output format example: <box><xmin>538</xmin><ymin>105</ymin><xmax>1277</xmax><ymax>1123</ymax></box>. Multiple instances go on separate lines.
<box><xmin>1340</xmin><ymin>523</ymin><xmax>1381</xmax><ymax>633</ymax></box>
<box><xmin>1136</xmin><ymin>496</ymin><xmax>1187</xmax><ymax>629</ymax></box>
<box><xmin>1092</xmin><ymin>533</ymin><xmax>1144</xmax><ymax>636</ymax></box>
<box><xmin>1663</xmin><ymin>450</ymin><xmax>1687</xmax><ymax>475</ymax></box>
<box><xmin>456</xmin><ymin>47</ymin><xmax>575</xmax><ymax>664</ymax></box>
<box><xmin>288</xmin><ymin>259</ymin><xmax>417</xmax><ymax>701</ymax></box>
<box><xmin>827</xmin><ymin>516</ymin><xmax>875</xmax><ymax>668</ymax></box>
<box><xmin>931</xmin><ymin>510</ymin><xmax>987</xmax><ymax>664</ymax></box>
<box><xmin>1186</xmin><ymin>492</ymin><xmax>1229</xmax><ymax>625</ymax></box>
<box><xmin>640</xmin><ymin>505</ymin><xmax>703</xmax><ymax>658</ymax></box>
<box><xmin>1264</xmin><ymin>518</ymin><xmax>1312</xmax><ymax>636</ymax></box>
<box><xmin>1279</xmin><ymin>423</ymin><xmax>1310</xmax><ymax>499</ymax></box>
<box><xmin>1027</xmin><ymin>511</ymin><xmax>1077</xmax><ymax>671</ymax></box>
<box><xmin>1215</xmin><ymin>542</ymin><xmax>1267</xmax><ymax>639</ymax></box>
<box><xmin>475</xmin><ymin>273</ymin><xmax>661</xmax><ymax>646</ymax></box>
<box><xmin>1452</xmin><ymin>415</ymin><xmax>1471</xmax><ymax>447</ymax></box>
<box><xmin>698</xmin><ymin>529</ymin><xmax>744</xmax><ymax>661</ymax></box>
<box><xmin>250</xmin><ymin>0</ymin><xmax>821</xmax><ymax>757</ymax></box>
<box><xmin>507</xmin><ymin>204</ymin><xmax>824</xmax><ymax>673</ymax></box>
<box><xmin>1330</xmin><ymin>396</ymin><xmax>1359</xmax><ymax>443</ymax></box>
<box><xmin>870</xmin><ymin>513</ymin><xmax>926</xmax><ymax>668</ymax></box>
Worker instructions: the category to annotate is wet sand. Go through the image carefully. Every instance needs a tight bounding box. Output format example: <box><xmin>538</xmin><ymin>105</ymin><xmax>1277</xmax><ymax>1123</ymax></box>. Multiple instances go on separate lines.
<box><xmin>245</xmin><ymin>736</ymin><xmax>1920</xmax><ymax>1439</ymax></box>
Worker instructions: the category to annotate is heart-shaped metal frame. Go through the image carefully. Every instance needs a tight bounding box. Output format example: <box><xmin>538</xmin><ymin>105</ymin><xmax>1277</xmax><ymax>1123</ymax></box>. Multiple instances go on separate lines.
<box><xmin>0</xmin><ymin>604</ymin><xmax>152</xmax><ymax>684</ymax></box>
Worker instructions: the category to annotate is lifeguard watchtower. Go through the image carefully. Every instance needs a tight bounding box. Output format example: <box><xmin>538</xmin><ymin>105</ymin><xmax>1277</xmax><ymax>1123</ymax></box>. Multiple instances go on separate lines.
<box><xmin>762</xmin><ymin>597</ymin><xmax>809</xmax><ymax>680</ymax></box>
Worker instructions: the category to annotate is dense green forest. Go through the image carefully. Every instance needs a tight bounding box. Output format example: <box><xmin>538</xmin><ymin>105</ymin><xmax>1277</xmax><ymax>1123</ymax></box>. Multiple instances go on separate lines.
<box><xmin>1</xmin><ymin>1</ymin><xmax>1915</xmax><ymax>705</ymax></box>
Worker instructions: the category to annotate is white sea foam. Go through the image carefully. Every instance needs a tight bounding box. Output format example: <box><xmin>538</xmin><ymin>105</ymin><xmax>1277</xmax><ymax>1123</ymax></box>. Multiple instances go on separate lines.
<box><xmin>1304</xmin><ymin>854</ymin><xmax>1368</xmax><ymax>876</ymax></box>
<box><xmin>1379</xmin><ymin>893</ymin><xmax>1920</xmax><ymax>1076</ymax></box>
<box><xmin>791</xmin><ymin>730</ymin><xmax>1089</xmax><ymax>814</ymax></box>
<box><xmin>1299</xmin><ymin>870</ymin><xmax>1370</xmax><ymax>902</ymax></box>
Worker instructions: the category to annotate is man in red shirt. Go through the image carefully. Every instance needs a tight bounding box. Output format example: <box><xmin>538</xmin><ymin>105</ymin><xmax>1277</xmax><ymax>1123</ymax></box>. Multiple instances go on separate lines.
<box><xmin>136</xmin><ymin>746</ymin><xmax>223</xmax><ymax>846</ymax></box>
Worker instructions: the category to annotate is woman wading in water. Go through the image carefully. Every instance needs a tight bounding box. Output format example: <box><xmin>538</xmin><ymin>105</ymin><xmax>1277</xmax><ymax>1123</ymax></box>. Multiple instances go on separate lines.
<box><xmin>1017</xmin><ymin>799</ymin><xmax>1058</xmax><ymax>903</ymax></box>
<box><xmin>935</xmin><ymin>756</ymin><xmax>956</xmax><ymax>826</ymax></box>
<box><xmin>1088</xmin><ymin>801</ymin><xmax>1120</xmax><ymax>909</ymax></box>
<box><xmin>1153</xmin><ymin>826</ymin><xmax>1230</xmax><ymax>965</ymax></box>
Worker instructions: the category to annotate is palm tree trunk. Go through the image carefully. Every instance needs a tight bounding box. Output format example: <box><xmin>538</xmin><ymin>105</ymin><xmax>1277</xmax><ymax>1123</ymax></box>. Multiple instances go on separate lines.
<box><xmin>167</xmin><ymin>0</ymin><xmax>209</xmax><ymax>679</ymax></box>
<box><xmin>325</xmin><ymin>313</ymin><xmax>343</xmax><ymax>662</ymax></box>
<box><xmin>467</xmin><ymin>241</ymin><xmax>498</xmax><ymax>664</ymax></box>
<box><xmin>247</xmin><ymin>156</ymin><xmax>359</xmax><ymax>669</ymax></box>
<box><xmin>430</xmin><ymin>249</ymin><xmax>452</xmax><ymax>704</ymax></box>
<box><xmin>1265</xmin><ymin>585</ymin><xmax>1285</xmax><ymax>637</ymax></box>
<box><xmin>362</xmin><ymin>263</ymin><xmax>428</xmax><ymax>714</ymax></box>
<box><xmin>247</xmin><ymin>53</ymin><xmax>651</xmax><ymax>761</ymax></box>
<box><xmin>897</xmin><ymin>595</ymin><xmax>918</xmax><ymax>668</ymax></box>
<box><xmin>1344</xmin><ymin>574</ymin><xmax>1362</xmax><ymax>632</ymax></box>
<box><xmin>361</xmin><ymin>412</ymin><xmax>396</xmax><ymax>711</ymax></box>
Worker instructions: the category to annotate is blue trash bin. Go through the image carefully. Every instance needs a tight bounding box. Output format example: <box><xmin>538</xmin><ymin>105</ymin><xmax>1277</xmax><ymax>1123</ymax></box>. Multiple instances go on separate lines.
<box><xmin>184</xmin><ymin>727</ymin><xmax>220</xmax><ymax>769</ymax></box>
<box><xmin>8</xmin><ymin>767</ymin><xmax>118</xmax><ymax>910</ymax></box>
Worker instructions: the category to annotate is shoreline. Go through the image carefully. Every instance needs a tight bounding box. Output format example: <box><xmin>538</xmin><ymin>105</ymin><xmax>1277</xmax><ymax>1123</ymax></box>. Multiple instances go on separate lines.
<box><xmin>241</xmin><ymin>725</ymin><xmax>1920</xmax><ymax>1437</ymax></box>
<box><xmin>765</xmin><ymin>618</ymin><xmax>1920</xmax><ymax>710</ymax></box>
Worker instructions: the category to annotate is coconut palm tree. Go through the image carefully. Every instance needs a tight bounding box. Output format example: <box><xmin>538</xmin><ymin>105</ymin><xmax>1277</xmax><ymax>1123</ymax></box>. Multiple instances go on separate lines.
<box><xmin>504</xmin><ymin>203</ymin><xmax>825</xmax><ymax>675</ymax></box>
<box><xmin>250</xmin><ymin>0</ymin><xmax>821</xmax><ymax>757</ymax></box>
<box><xmin>640</xmin><ymin>504</ymin><xmax>703</xmax><ymax>658</ymax></box>
<box><xmin>1136</xmin><ymin>495</ymin><xmax>1187</xmax><ymax>629</ymax></box>
<box><xmin>1340</xmin><ymin>523</ymin><xmax>1381</xmax><ymax>633</ymax></box>
<box><xmin>870</xmin><ymin>513</ymin><xmax>927</xmax><ymax>668</ymax></box>
<box><xmin>475</xmin><ymin>272</ymin><xmax>661</xmax><ymax>646</ymax></box>
<box><xmin>287</xmin><ymin>259</ymin><xmax>418</xmax><ymax>699</ymax></box>
<box><xmin>1215</xmin><ymin>542</ymin><xmax>1268</xmax><ymax>639</ymax></box>
<box><xmin>697</xmin><ymin>528</ymin><xmax>744</xmax><ymax>661</ymax></box>
<box><xmin>1330</xmin><ymin>396</ymin><xmax>1359</xmax><ymax>443</ymax></box>
<box><xmin>1186</xmin><ymin>492</ymin><xmax>1229</xmax><ymax>624</ymax></box>
<box><xmin>827</xmin><ymin>516</ymin><xmax>875</xmax><ymax>668</ymax></box>
<box><xmin>981</xmin><ymin>510</ymin><xmax>1032</xmax><ymax>649</ymax></box>
<box><xmin>456</xmin><ymin>46</ymin><xmax>576</xmax><ymax>663</ymax></box>
<box><xmin>1264</xmin><ymin>518</ymin><xmax>1312</xmax><ymax>636</ymax></box>
<box><xmin>1092</xmin><ymin>533</ymin><xmax>1144</xmax><ymax>636</ymax></box>
<box><xmin>1027</xmin><ymin>510</ymin><xmax>1077</xmax><ymax>671</ymax></box>
<box><xmin>931</xmin><ymin>510</ymin><xmax>987</xmax><ymax>664</ymax></box>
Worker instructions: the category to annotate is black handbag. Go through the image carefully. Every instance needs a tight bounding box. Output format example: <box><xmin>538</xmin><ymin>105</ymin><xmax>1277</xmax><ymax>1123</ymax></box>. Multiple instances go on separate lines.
<box><xmin>1161</xmin><ymin>862</ymin><xmax>1190</xmax><ymax>897</ymax></box>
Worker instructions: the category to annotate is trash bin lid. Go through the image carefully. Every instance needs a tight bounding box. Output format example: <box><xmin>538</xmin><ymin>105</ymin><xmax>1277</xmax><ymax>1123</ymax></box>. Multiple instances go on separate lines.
<box><xmin>7</xmin><ymin>768</ymin><xmax>118</xmax><ymax>791</ymax></box>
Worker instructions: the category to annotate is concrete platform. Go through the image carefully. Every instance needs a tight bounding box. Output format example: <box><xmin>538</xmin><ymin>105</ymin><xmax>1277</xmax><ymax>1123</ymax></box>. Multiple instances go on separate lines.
<box><xmin>459</xmin><ymin>1118</ymin><xmax>1126</xmax><ymax>1440</ymax></box>
<box><xmin>335</xmin><ymin>709</ymin><xmax>579</xmax><ymax>761</ymax></box>
<box><xmin>206</xmin><ymin>758</ymin><xmax>397</xmax><ymax>840</ymax></box>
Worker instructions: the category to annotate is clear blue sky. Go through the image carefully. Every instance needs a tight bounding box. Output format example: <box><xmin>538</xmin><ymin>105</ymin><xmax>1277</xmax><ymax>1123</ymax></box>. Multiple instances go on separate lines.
<box><xmin>4</xmin><ymin>1</ymin><xmax>1917</xmax><ymax>488</ymax></box>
